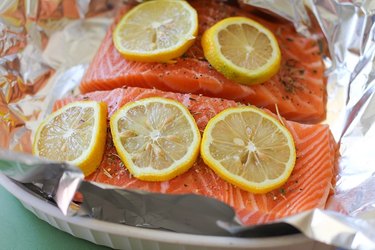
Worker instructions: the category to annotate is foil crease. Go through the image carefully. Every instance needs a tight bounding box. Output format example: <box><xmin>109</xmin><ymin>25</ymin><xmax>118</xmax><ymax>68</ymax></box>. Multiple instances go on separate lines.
<box><xmin>78</xmin><ymin>181</ymin><xmax>241</xmax><ymax>236</ymax></box>
<box><xmin>241</xmin><ymin>0</ymin><xmax>313</xmax><ymax>36</ymax></box>
<box><xmin>1</xmin><ymin>0</ymin><xmax>375</xmax><ymax>249</ymax></box>
<box><xmin>0</xmin><ymin>149</ymin><xmax>84</xmax><ymax>214</ymax></box>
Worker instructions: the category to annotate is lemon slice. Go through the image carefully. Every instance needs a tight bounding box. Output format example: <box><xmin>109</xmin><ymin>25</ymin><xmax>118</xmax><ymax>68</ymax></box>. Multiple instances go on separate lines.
<box><xmin>113</xmin><ymin>0</ymin><xmax>198</xmax><ymax>62</ymax></box>
<box><xmin>201</xmin><ymin>17</ymin><xmax>281</xmax><ymax>85</ymax></box>
<box><xmin>110</xmin><ymin>97</ymin><xmax>201</xmax><ymax>181</ymax></box>
<box><xmin>200</xmin><ymin>106</ymin><xmax>296</xmax><ymax>193</ymax></box>
<box><xmin>33</xmin><ymin>101</ymin><xmax>107</xmax><ymax>176</ymax></box>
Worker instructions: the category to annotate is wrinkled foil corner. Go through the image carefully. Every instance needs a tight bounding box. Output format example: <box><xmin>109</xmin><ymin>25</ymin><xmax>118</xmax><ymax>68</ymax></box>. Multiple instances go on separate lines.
<box><xmin>0</xmin><ymin>149</ymin><xmax>84</xmax><ymax>215</ymax></box>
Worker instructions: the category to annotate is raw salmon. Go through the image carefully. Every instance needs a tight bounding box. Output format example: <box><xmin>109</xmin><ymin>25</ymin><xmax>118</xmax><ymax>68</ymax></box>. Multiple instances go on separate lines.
<box><xmin>55</xmin><ymin>86</ymin><xmax>338</xmax><ymax>225</ymax></box>
<box><xmin>80</xmin><ymin>0</ymin><xmax>326</xmax><ymax>123</ymax></box>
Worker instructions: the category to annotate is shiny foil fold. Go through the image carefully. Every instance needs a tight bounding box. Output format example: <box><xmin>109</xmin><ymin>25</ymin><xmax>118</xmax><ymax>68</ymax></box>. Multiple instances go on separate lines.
<box><xmin>1</xmin><ymin>0</ymin><xmax>375</xmax><ymax>249</ymax></box>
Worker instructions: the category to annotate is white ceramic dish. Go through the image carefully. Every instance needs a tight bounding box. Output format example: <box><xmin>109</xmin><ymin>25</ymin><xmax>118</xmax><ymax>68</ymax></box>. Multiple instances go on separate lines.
<box><xmin>0</xmin><ymin>173</ymin><xmax>333</xmax><ymax>250</ymax></box>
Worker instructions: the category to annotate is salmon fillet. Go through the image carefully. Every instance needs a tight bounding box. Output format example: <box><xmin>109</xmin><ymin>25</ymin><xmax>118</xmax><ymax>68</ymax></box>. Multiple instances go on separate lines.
<box><xmin>80</xmin><ymin>0</ymin><xmax>326</xmax><ymax>123</ymax></box>
<box><xmin>55</xmin><ymin>87</ymin><xmax>338</xmax><ymax>225</ymax></box>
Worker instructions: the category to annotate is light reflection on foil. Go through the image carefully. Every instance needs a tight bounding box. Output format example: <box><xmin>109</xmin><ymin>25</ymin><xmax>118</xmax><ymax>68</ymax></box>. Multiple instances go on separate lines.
<box><xmin>1</xmin><ymin>0</ymin><xmax>375</xmax><ymax>249</ymax></box>
<box><xmin>0</xmin><ymin>0</ymin><xmax>113</xmax><ymax>151</ymax></box>
<box><xmin>241</xmin><ymin>0</ymin><xmax>312</xmax><ymax>36</ymax></box>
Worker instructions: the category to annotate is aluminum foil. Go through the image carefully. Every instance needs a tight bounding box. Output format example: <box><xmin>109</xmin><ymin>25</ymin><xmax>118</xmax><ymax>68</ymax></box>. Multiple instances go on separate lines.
<box><xmin>1</xmin><ymin>0</ymin><xmax>375</xmax><ymax>249</ymax></box>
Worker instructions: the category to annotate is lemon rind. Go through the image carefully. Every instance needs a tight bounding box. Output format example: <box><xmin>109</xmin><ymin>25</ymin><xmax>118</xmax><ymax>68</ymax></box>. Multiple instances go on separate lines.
<box><xmin>202</xmin><ymin>17</ymin><xmax>281</xmax><ymax>85</ymax></box>
<box><xmin>33</xmin><ymin>101</ymin><xmax>107</xmax><ymax>176</ymax></box>
<box><xmin>113</xmin><ymin>0</ymin><xmax>198</xmax><ymax>63</ymax></box>
<box><xmin>110</xmin><ymin>97</ymin><xmax>201</xmax><ymax>181</ymax></box>
<box><xmin>200</xmin><ymin>106</ymin><xmax>296</xmax><ymax>194</ymax></box>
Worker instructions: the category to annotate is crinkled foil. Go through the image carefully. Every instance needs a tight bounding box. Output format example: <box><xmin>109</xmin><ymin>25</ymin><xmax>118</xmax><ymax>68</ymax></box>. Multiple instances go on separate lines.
<box><xmin>1</xmin><ymin>0</ymin><xmax>375</xmax><ymax>249</ymax></box>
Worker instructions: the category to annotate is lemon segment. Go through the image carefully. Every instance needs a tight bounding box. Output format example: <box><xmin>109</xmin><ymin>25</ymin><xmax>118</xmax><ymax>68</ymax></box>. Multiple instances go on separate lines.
<box><xmin>200</xmin><ymin>106</ymin><xmax>296</xmax><ymax>193</ymax></box>
<box><xmin>113</xmin><ymin>0</ymin><xmax>198</xmax><ymax>62</ymax></box>
<box><xmin>110</xmin><ymin>97</ymin><xmax>201</xmax><ymax>181</ymax></box>
<box><xmin>202</xmin><ymin>17</ymin><xmax>281</xmax><ymax>85</ymax></box>
<box><xmin>33</xmin><ymin>101</ymin><xmax>107</xmax><ymax>176</ymax></box>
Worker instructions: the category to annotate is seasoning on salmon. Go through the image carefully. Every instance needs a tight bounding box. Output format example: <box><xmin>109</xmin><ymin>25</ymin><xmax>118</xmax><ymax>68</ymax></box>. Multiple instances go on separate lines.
<box><xmin>80</xmin><ymin>0</ymin><xmax>327</xmax><ymax>123</ymax></box>
<box><xmin>55</xmin><ymin>87</ymin><xmax>338</xmax><ymax>225</ymax></box>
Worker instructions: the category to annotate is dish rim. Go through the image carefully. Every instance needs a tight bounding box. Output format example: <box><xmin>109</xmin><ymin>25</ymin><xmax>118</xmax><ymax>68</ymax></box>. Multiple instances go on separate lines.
<box><xmin>0</xmin><ymin>173</ymin><xmax>312</xmax><ymax>248</ymax></box>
